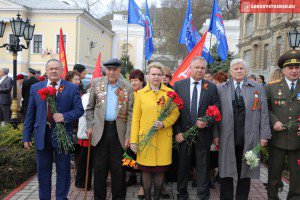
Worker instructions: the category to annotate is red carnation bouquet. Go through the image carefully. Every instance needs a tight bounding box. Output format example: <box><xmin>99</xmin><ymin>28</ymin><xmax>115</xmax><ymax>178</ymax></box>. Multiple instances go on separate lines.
<box><xmin>38</xmin><ymin>86</ymin><xmax>74</xmax><ymax>154</ymax></box>
<box><xmin>138</xmin><ymin>91</ymin><xmax>183</xmax><ymax>154</ymax></box>
<box><xmin>174</xmin><ymin>105</ymin><xmax>221</xmax><ymax>150</ymax></box>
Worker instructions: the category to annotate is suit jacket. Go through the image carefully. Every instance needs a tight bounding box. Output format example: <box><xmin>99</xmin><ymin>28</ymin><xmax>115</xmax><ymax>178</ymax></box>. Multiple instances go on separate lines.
<box><xmin>22</xmin><ymin>80</ymin><xmax>84</xmax><ymax>150</ymax></box>
<box><xmin>266</xmin><ymin>78</ymin><xmax>300</xmax><ymax>150</ymax></box>
<box><xmin>21</xmin><ymin>76</ymin><xmax>39</xmax><ymax>107</ymax></box>
<box><xmin>173</xmin><ymin>78</ymin><xmax>220</xmax><ymax>147</ymax></box>
<box><xmin>217</xmin><ymin>79</ymin><xmax>271</xmax><ymax>179</ymax></box>
<box><xmin>0</xmin><ymin>76</ymin><xmax>13</xmax><ymax>105</ymax></box>
<box><xmin>86</xmin><ymin>77</ymin><xmax>134</xmax><ymax>148</ymax></box>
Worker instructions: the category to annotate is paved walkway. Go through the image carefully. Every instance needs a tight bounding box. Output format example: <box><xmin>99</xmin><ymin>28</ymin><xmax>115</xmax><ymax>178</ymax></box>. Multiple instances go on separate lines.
<box><xmin>5</xmin><ymin>165</ymin><xmax>289</xmax><ymax>200</ymax></box>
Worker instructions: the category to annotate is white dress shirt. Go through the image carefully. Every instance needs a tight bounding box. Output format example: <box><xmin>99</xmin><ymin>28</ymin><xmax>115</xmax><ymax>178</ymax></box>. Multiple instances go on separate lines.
<box><xmin>0</xmin><ymin>75</ymin><xmax>8</xmax><ymax>84</ymax></box>
<box><xmin>233</xmin><ymin>80</ymin><xmax>244</xmax><ymax>90</ymax></box>
<box><xmin>285</xmin><ymin>77</ymin><xmax>298</xmax><ymax>90</ymax></box>
<box><xmin>47</xmin><ymin>79</ymin><xmax>61</xmax><ymax>90</ymax></box>
<box><xmin>190</xmin><ymin>77</ymin><xmax>202</xmax><ymax>112</ymax></box>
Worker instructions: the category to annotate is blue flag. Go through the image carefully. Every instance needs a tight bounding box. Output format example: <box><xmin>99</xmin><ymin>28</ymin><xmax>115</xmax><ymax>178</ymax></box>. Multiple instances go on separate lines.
<box><xmin>128</xmin><ymin>0</ymin><xmax>145</xmax><ymax>27</ymax></box>
<box><xmin>208</xmin><ymin>0</ymin><xmax>228</xmax><ymax>61</ymax></box>
<box><xmin>178</xmin><ymin>0</ymin><xmax>213</xmax><ymax>64</ymax></box>
<box><xmin>145</xmin><ymin>0</ymin><xmax>154</xmax><ymax>61</ymax></box>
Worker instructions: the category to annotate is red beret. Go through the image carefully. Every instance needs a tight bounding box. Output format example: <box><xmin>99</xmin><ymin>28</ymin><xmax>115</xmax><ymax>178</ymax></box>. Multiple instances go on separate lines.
<box><xmin>17</xmin><ymin>74</ymin><xmax>24</xmax><ymax>80</ymax></box>
<box><xmin>38</xmin><ymin>76</ymin><xmax>46</xmax><ymax>81</ymax></box>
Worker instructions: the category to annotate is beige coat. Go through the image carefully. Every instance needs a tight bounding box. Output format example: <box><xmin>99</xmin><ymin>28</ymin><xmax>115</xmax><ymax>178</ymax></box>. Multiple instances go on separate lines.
<box><xmin>86</xmin><ymin>77</ymin><xmax>134</xmax><ymax>148</ymax></box>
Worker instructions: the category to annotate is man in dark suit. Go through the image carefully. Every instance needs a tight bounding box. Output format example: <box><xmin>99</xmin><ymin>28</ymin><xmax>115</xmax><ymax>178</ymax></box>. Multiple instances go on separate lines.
<box><xmin>0</xmin><ymin>67</ymin><xmax>13</xmax><ymax>125</ymax></box>
<box><xmin>21</xmin><ymin>67</ymin><xmax>39</xmax><ymax>117</ymax></box>
<box><xmin>174</xmin><ymin>56</ymin><xmax>220</xmax><ymax>200</ymax></box>
<box><xmin>23</xmin><ymin>59</ymin><xmax>84</xmax><ymax>200</ymax></box>
<box><xmin>266</xmin><ymin>50</ymin><xmax>300</xmax><ymax>200</ymax></box>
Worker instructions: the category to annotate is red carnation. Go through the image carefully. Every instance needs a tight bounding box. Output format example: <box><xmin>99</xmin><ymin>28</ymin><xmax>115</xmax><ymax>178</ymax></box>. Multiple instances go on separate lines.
<box><xmin>167</xmin><ymin>91</ymin><xmax>184</xmax><ymax>110</ymax></box>
<box><xmin>298</xmin><ymin>160</ymin><xmax>300</xmax><ymax>166</ymax></box>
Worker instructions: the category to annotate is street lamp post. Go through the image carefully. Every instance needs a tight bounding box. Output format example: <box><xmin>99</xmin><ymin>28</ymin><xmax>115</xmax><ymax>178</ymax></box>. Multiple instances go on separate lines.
<box><xmin>287</xmin><ymin>26</ymin><xmax>300</xmax><ymax>49</ymax></box>
<box><xmin>0</xmin><ymin>12</ymin><xmax>35</xmax><ymax>125</ymax></box>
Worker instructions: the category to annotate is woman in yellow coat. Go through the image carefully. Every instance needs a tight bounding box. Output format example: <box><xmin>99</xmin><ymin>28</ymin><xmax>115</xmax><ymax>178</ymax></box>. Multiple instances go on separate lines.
<box><xmin>130</xmin><ymin>62</ymin><xmax>180</xmax><ymax>200</ymax></box>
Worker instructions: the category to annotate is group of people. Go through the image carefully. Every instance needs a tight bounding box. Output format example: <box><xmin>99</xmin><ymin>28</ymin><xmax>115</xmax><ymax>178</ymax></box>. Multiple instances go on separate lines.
<box><xmin>21</xmin><ymin>48</ymin><xmax>299</xmax><ymax>200</ymax></box>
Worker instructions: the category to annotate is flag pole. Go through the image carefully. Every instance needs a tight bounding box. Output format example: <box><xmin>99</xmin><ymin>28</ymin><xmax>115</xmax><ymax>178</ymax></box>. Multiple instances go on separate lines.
<box><xmin>126</xmin><ymin>20</ymin><xmax>129</xmax><ymax>70</ymax></box>
<box><xmin>207</xmin><ymin>32</ymin><xmax>213</xmax><ymax>71</ymax></box>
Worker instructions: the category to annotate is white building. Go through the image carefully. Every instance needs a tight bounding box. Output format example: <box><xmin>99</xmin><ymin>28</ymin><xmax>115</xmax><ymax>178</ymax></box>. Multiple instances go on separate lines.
<box><xmin>200</xmin><ymin>19</ymin><xmax>240</xmax><ymax>55</ymax></box>
<box><xmin>110</xmin><ymin>14</ymin><xmax>145</xmax><ymax>70</ymax></box>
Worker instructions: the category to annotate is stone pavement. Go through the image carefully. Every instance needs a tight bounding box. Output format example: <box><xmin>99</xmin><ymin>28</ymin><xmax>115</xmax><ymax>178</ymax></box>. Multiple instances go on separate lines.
<box><xmin>6</xmin><ymin>165</ymin><xmax>289</xmax><ymax>200</ymax></box>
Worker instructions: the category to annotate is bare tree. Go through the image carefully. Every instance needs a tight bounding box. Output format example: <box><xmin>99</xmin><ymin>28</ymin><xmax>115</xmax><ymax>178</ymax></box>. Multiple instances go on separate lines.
<box><xmin>68</xmin><ymin>0</ymin><xmax>102</xmax><ymax>17</ymax></box>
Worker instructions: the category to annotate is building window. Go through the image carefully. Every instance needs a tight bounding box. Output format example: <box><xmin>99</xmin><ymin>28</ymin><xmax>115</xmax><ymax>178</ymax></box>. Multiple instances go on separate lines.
<box><xmin>56</xmin><ymin>35</ymin><xmax>66</xmax><ymax>53</ymax></box>
<box><xmin>33</xmin><ymin>35</ymin><xmax>42</xmax><ymax>53</ymax></box>
<box><xmin>276</xmin><ymin>37</ymin><xmax>282</xmax><ymax>62</ymax></box>
<box><xmin>244</xmin><ymin>50</ymin><xmax>251</xmax><ymax>68</ymax></box>
<box><xmin>263</xmin><ymin>44</ymin><xmax>270</xmax><ymax>69</ymax></box>
<box><xmin>9</xmin><ymin>34</ymin><xmax>18</xmax><ymax>45</ymax></box>
<box><xmin>246</xmin><ymin>14</ymin><xmax>254</xmax><ymax>37</ymax></box>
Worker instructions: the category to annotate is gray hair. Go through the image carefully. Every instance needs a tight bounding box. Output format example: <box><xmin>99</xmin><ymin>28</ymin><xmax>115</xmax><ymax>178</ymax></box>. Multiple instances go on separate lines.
<box><xmin>45</xmin><ymin>59</ymin><xmax>63</xmax><ymax>70</ymax></box>
<box><xmin>190</xmin><ymin>56</ymin><xmax>207</xmax><ymax>67</ymax></box>
<box><xmin>1</xmin><ymin>68</ymin><xmax>9</xmax><ymax>74</ymax></box>
<box><xmin>230</xmin><ymin>58</ymin><xmax>247</xmax><ymax>69</ymax></box>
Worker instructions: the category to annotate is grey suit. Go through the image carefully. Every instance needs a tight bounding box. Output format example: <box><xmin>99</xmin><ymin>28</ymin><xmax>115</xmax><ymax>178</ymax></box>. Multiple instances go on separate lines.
<box><xmin>86</xmin><ymin>76</ymin><xmax>134</xmax><ymax>200</ymax></box>
<box><xmin>0</xmin><ymin>76</ymin><xmax>13</xmax><ymax>122</ymax></box>
<box><xmin>86</xmin><ymin>76</ymin><xmax>134</xmax><ymax>148</ymax></box>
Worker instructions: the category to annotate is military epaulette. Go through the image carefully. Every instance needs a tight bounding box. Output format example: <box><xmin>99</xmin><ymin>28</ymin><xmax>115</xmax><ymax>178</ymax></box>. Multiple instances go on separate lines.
<box><xmin>268</xmin><ymin>80</ymin><xmax>281</xmax><ymax>85</ymax></box>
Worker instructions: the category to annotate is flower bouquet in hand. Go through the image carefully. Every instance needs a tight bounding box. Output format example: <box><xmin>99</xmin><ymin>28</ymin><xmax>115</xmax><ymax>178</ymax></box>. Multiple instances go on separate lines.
<box><xmin>174</xmin><ymin>105</ymin><xmax>221</xmax><ymax>149</ymax></box>
<box><xmin>138</xmin><ymin>91</ymin><xmax>183</xmax><ymax>154</ymax></box>
<box><xmin>38</xmin><ymin>86</ymin><xmax>74</xmax><ymax>154</ymax></box>
<box><xmin>122</xmin><ymin>151</ymin><xmax>137</xmax><ymax>168</ymax></box>
<box><xmin>282</xmin><ymin>115</ymin><xmax>300</xmax><ymax>130</ymax></box>
<box><xmin>244</xmin><ymin>143</ymin><xmax>261</xmax><ymax>170</ymax></box>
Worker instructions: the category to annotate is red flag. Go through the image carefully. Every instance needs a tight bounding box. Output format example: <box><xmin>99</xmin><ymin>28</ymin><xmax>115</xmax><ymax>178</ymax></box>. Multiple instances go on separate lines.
<box><xmin>90</xmin><ymin>53</ymin><xmax>103</xmax><ymax>87</ymax></box>
<box><xmin>59</xmin><ymin>28</ymin><xmax>68</xmax><ymax>79</ymax></box>
<box><xmin>170</xmin><ymin>30</ymin><xmax>208</xmax><ymax>86</ymax></box>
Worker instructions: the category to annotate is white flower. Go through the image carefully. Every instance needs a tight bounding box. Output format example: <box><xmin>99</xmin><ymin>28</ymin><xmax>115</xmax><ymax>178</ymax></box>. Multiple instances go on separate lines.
<box><xmin>245</xmin><ymin>150</ymin><xmax>254</xmax><ymax>160</ymax></box>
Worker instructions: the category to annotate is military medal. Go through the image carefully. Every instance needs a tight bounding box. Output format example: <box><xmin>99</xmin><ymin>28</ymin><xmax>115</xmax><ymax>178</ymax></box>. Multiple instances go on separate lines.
<box><xmin>297</xmin><ymin>93</ymin><xmax>300</xmax><ymax>102</ymax></box>
<box><xmin>278</xmin><ymin>90</ymin><xmax>282</xmax><ymax>96</ymax></box>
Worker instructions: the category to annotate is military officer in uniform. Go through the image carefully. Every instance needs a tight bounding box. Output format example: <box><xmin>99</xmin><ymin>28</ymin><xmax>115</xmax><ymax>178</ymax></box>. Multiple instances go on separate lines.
<box><xmin>266</xmin><ymin>50</ymin><xmax>300</xmax><ymax>200</ymax></box>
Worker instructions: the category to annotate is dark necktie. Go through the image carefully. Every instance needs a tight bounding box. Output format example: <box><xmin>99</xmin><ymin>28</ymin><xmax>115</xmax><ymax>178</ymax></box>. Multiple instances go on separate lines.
<box><xmin>235</xmin><ymin>82</ymin><xmax>242</xmax><ymax>100</ymax></box>
<box><xmin>291</xmin><ymin>82</ymin><xmax>295</xmax><ymax>94</ymax></box>
<box><xmin>46</xmin><ymin>82</ymin><xmax>57</xmax><ymax>123</ymax></box>
<box><xmin>191</xmin><ymin>82</ymin><xmax>199</xmax><ymax>125</ymax></box>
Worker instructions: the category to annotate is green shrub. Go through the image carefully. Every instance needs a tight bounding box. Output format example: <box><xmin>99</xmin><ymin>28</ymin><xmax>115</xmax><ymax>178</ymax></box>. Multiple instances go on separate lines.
<box><xmin>0</xmin><ymin>124</ymin><xmax>36</xmax><ymax>198</ymax></box>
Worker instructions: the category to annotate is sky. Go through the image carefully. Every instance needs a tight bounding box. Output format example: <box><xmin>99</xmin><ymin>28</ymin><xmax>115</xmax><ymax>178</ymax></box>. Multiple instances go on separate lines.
<box><xmin>65</xmin><ymin>0</ymin><xmax>161</xmax><ymax>18</ymax></box>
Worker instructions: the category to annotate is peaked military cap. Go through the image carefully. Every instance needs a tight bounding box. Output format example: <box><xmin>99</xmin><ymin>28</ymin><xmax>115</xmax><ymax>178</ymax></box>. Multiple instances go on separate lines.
<box><xmin>103</xmin><ymin>58</ymin><xmax>121</xmax><ymax>68</ymax></box>
<box><xmin>278</xmin><ymin>49</ymin><xmax>300</xmax><ymax>68</ymax></box>
<box><xmin>28</xmin><ymin>67</ymin><xmax>37</xmax><ymax>75</ymax></box>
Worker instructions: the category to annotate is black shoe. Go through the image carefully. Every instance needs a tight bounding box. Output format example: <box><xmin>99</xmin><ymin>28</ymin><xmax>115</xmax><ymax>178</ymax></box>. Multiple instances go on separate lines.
<box><xmin>192</xmin><ymin>180</ymin><xmax>197</xmax><ymax>187</ymax></box>
<box><xmin>138</xmin><ymin>194</ymin><xmax>145</xmax><ymax>200</ymax></box>
<box><xmin>126</xmin><ymin>175</ymin><xmax>137</xmax><ymax>186</ymax></box>
<box><xmin>161</xmin><ymin>191</ymin><xmax>170</xmax><ymax>199</ymax></box>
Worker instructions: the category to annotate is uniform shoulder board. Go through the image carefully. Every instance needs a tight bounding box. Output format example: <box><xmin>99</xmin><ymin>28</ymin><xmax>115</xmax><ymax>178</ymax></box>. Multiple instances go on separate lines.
<box><xmin>268</xmin><ymin>80</ymin><xmax>281</xmax><ymax>85</ymax></box>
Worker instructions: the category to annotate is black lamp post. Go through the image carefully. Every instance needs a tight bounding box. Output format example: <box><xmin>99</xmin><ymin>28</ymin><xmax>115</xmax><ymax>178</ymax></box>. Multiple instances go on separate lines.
<box><xmin>0</xmin><ymin>12</ymin><xmax>35</xmax><ymax>125</ymax></box>
<box><xmin>287</xmin><ymin>26</ymin><xmax>300</xmax><ymax>49</ymax></box>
